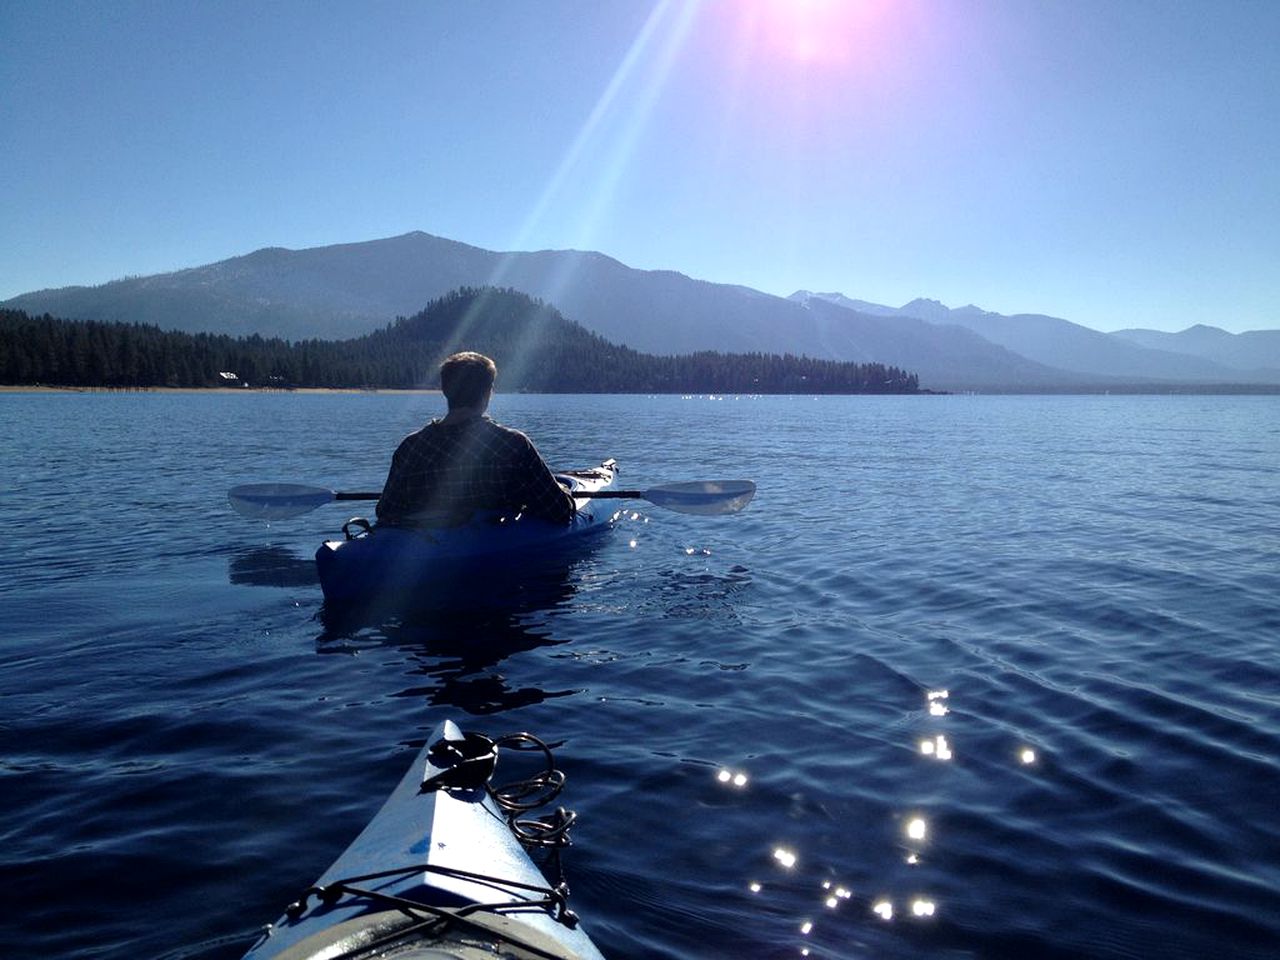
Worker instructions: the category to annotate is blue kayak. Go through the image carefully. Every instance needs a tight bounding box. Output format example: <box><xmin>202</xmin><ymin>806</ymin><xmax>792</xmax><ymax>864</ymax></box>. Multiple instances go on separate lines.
<box><xmin>242</xmin><ymin>718</ymin><xmax>606</xmax><ymax>960</ymax></box>
<box><xmin>315</xmin><ymin>460</ymin><xmax>618</xmax><ymax>606</ymax></box>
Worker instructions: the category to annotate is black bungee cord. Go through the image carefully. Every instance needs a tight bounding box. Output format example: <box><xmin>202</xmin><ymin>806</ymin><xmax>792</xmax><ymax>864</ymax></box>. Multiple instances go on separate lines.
<box><xmin>261</xmin><ymin>729</ymin><xmax>585</xmax><ymax>960</ymax></box>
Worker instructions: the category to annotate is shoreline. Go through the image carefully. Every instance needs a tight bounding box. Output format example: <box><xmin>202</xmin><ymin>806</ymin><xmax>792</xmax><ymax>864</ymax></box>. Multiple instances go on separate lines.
<box><xmin>4</xmin><ymin>384</ymin><xmax>1277</xmax><ymax>397</ymax></box>
<box><xmin>0</xmin><ymin>385</ymin><xmax>442</xmax><ymax>395</ymax></box>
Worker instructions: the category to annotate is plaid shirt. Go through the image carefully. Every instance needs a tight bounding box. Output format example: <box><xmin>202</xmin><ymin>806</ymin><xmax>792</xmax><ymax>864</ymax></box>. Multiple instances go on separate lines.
<box><xmin>376</xmin><ymin>417</ymin><xmax>575</xmax><ymax>526</ymax></box>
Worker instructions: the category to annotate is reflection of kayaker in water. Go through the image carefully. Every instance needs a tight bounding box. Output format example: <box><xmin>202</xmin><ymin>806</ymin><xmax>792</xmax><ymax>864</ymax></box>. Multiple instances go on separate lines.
<box><xmin>375</xmin><ymin>351</ymin><xmax>576</xmax><ymax>527</ymax></box>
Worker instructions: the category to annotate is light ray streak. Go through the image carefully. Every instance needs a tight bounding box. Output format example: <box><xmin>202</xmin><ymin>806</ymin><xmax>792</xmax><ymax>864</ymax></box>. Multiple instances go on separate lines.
<box><xmin>471</xmin><ymin>0</ymin><xmax>697</xmax><ymax>388</ymax></box>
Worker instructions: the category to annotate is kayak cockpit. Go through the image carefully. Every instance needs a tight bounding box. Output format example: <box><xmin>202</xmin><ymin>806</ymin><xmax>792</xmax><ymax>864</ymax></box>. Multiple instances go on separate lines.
<box><xmin>314</xmin><ymin>460</ymin><xmax>619</xmax><ymax>608</ymax></box>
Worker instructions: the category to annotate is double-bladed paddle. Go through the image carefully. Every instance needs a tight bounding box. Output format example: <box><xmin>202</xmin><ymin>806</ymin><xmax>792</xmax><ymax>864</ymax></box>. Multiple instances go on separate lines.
<box><xmin>228</xmin><ymin>479</ymin><xmax>756</xmax><ymax>521</ymax></box>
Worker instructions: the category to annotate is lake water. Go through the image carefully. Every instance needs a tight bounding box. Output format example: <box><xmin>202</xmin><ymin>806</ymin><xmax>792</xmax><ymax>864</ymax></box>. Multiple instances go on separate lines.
<box><xmin>2</xmin><ymin>391</ymin><xmax>1278</xmax><ymax>959</ymax></box>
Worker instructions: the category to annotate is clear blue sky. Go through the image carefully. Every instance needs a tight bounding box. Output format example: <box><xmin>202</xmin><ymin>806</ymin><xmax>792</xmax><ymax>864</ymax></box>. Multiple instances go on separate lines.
<box><xmin>2</xmin><ymin>0</ymin><xmax>1277</xmax><ymax>332</ymax></box>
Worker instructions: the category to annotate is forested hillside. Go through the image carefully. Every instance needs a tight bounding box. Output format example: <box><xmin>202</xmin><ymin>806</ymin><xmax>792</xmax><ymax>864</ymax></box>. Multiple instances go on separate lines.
<box><xmin>0</xmin><ymin>288</ymin><xmax>920</xmax><ymax>393</ymax></box>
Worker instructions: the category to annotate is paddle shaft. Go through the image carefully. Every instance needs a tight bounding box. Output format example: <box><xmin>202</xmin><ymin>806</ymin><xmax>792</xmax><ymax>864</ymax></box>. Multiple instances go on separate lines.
<box><xmin>332</xmin><ymin>490</ymin><xmax>651</xmax><ymax>501</ymax></box>
<box><xmin>229</xmin><ymin>478</ymin><xmax>754</xmax><ymax>519</ymax></box>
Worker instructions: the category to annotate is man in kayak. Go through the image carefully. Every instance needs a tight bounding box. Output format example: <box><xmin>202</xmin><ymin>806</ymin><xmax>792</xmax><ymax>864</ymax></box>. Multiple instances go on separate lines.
<box><xmin>376</xmin><ymin>351</ymin><xmax>576</xmax><ymax>527</ymax></box>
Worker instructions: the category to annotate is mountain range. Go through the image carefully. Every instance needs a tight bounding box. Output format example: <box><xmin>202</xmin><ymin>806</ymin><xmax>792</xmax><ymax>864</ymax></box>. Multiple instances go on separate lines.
<box><xmin>5</xmin><ymin>231</ymin><xmax>1277</xmax><ymax>391</ymax></box>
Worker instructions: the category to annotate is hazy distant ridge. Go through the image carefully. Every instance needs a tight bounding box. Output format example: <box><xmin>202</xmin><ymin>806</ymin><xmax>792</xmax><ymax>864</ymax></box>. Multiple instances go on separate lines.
<box><xmin>1111</xmin><ymin>325</ymin><xmax>1280</xmax><ymax>376</ymax></box>
<box><xmin>5</xmin><ymin>231</ymin><xmax>1277</xmax><ymax>390</ymax></box>
<box><xmin>796</xmin><ymin>292</ymin><xmax>1280</xmax><ymax>384</ymax></box>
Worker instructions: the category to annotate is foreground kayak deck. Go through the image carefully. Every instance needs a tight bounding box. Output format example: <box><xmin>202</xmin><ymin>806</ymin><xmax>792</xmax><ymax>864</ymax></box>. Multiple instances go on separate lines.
<box><xmin>315</xmin><ymin>460</ymin><xmax>619</xmax><ymax>606</ymax></box>
<box><xmin>242</xmin><ymin>719</ymin><xmax>605</xmax><ymax>960</ymax></box>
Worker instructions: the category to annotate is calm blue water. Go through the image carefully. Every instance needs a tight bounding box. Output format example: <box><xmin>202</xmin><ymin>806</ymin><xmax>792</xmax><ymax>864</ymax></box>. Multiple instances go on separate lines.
<box><xmin>2</xmin><ymin>392</ymin><xmax>1278</xmax><ymax>959</ymax></box>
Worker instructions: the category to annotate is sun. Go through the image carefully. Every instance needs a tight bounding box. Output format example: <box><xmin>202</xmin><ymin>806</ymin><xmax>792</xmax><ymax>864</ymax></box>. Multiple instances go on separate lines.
<box><xmin>730</xmin><ymin>0</ymin><xmax>895</xmax><ymax>71</ymax></box>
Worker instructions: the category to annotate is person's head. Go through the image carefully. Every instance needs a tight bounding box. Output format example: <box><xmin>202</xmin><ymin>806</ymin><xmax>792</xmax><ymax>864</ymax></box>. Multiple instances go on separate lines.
<box><xmin>439</xmin><ymin>351</ymin><xmax>497</xmax><ymax>411</ymax></box>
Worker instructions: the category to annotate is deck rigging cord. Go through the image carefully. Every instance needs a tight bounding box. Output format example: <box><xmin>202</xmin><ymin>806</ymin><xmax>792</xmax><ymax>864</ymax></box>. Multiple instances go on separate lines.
<box><xmin>255</xmin><ymin>730</ymin><xmax>584</xmax><ymax>960</ymax></box>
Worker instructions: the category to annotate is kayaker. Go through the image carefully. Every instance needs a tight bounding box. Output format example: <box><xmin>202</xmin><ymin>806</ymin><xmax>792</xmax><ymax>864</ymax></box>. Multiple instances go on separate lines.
<box><xmin>375</xmin><ymin>351</ymin><xmax>576</xmax><ymax>527</ymax></box>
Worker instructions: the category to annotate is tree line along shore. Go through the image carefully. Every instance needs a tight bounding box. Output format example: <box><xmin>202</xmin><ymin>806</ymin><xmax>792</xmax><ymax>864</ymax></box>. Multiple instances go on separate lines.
<box><xmin>0</xmin><ymin>287</ymin><xmax>921</xmax><ymax>394</ymax></box>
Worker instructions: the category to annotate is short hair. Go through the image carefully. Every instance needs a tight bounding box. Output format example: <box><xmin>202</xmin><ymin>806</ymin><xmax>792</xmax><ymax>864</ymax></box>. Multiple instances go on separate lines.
<box><xmin>439</xmin><ymin>352</ymin><xmax>497</xmax><ymax>408</ymax></box>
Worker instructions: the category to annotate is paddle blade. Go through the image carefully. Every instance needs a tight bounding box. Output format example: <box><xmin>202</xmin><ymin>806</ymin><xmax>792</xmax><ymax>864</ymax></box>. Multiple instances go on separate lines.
<box><xmin>228</xmin><ymin>483</ymin><xmax>337</xmax><ymax>520</ymax></box>
<box><xmin>642</xmin><ymin>480</ymin><xmax>756</xmax><ymax>516</ymax></box>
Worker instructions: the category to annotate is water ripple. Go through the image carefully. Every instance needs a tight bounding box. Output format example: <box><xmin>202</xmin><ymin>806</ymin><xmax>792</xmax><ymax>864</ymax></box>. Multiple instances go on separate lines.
<box><xmin>4</xmin><ymin>393</ymin><xmax>1280</xmax><ymax>959</ymax></box>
